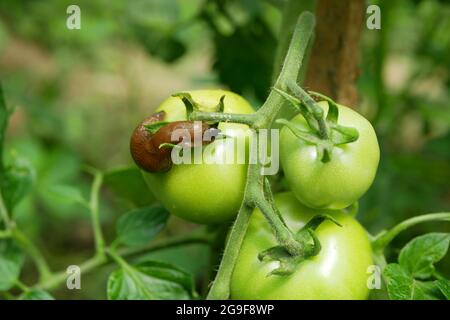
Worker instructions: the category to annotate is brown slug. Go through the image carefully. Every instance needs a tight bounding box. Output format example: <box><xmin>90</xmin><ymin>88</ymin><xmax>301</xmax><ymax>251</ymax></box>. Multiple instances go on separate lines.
<box><xmin>130</xmin><ymin>111</ymin><xmax>218</xmax><ymax>173</ymax></box>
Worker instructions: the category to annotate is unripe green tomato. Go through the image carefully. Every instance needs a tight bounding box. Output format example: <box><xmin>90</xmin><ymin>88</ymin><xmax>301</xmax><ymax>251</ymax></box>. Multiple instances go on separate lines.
<box><xmin>231</xmin><ymin>192</ymin><xmax>373</xmax><ymax>300</ymax></box>
<box><xmin>280</xmin><ymin>101</ymin><xmax>380</xmax><ymax>209</ymax></box>
<box><xmin>143</xmin><ymin>90</ymin><xmax>254</xmax><ymax>224</ymax></box>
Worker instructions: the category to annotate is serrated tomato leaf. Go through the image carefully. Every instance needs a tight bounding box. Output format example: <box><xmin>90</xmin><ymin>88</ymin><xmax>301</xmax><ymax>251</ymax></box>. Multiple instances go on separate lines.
<box><xmin>398</xmin><ymin>233</ymin><xmax>450</xmax><ymax>279</ymax></box>
<box><xmin>116</xmin><ymin>205</ymin><xmax>169</xmax><ymax>247</ymax></box>
<box><xmin>384</xmin><ymin>263</ymin><xmax>444</xmax><ymax>300</ymax></box>
<box><xmin>107</xmin><ymin>261</ymin><xmax>196</xmax><ymax>300</ymax></box>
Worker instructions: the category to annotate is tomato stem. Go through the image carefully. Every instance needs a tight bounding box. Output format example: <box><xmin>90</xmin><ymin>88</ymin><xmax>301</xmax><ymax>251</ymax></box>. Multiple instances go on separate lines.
<box><xmin>272</xmin><ymin>0</ymin><xmax>316</xmax><ymax>83</ymax></box>
<box><xmin>205</xmin><ymin>11</ymin><xmax>316</xmax><ymax>300</ymax></box>
<box><xmin>87</xmin><ymin>168</ymin><xmax>107</xmax><ymax>259</ymax></box>
<box><xmin>34</xmin><ymin>230</ymin><xmax>213</xmax><ymax>291</ymax></box>
<box><xmin>11</xmin><ymin>227</ymin><xmax>53</xmax><ymax>282</ymax></box>
<box><xmin>206</xmin><ymin>199</ymin><xmax>254</xmax><ymax>300</ymax></box>
<box><xmin>190</xmin><ymin>111</ymin><xmax>256</xmax><ymax>127</ymax></box>
<box><xmin>0</xmin><ymin>190</ymin><xmax>12</xmax><ymax>228</ymax></box>
<box><xmin>371</xmin><ymin>212</ymin><xmax>450</xmax><ymax>252</ymax></box>
<box><xmin>0</xmin><ymin>185</ymin><xmax>53</xmax><ymax>282</ymax></box>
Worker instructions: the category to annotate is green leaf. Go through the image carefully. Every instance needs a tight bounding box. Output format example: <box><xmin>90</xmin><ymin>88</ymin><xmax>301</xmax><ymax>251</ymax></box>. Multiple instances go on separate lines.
<box><xmin>384</xmin><ymin>264</ymin><xmax>443</xmax><ymax>300</ymax></box>
<box><xmin>144</xmin><ymin>121</ymin><xmax>170</xmax><ymax>134</ymax></box>
<box><xmin>0</xmin><ymin>239</ymin><xmax>24</xmax><ymax>290</ymax></box>
<box><xmin>0</xmin><ymin>163</ymin><xmax>34</xmax><ymax>212</ymax></box>
<box><xmin>126</xmin><ymin>0</ymin><xmax>188</xmax><ymax>62</ymax></box>
<box><xmin>398</xmin><ymin>233</ymin><xmax>450</xmax><ymax>279</ymax></box>
<box><xmin>435</xmin><ymin>279</ymin><xmax>450</xmax><ymax>300</ymax></box>
<box><xmin>47</xmin><ymin>184</ymin><xmax>87</xmax><ymax>206</ymax></box>
<box><xmin>19</xmin><ymin>289</ymin><xmax>55</xmax><ymax>300</ymax></box>
<box><xmin>107</xmin><ymin>261</ymin><xmax>195</xmax><ymax>300</ymax></box>
<box><xmin>206</xmin><ymin>13</ymin><xmax>276</xmax><ymax>101</ymax></box>
<box><xmin>104</xmin><ymin>167</ymin><xmax>154</xmax><ymax>208</ymax></box>
<box><xmin>116</xmin><ymin>205</ymin><xmax>169</xmax><ymax>247</ymax></box>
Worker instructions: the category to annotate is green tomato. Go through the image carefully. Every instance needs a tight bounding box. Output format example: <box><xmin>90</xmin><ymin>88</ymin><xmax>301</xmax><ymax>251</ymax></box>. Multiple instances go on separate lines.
<box><xmin>280</xmin><ymin>101</ymin><xmax>380</xmax><ymax>209</ymax></box>
<box><xmin>143</xmin><ymin>90</ymin><xmax>254</xmax><ymax>224</ymax></box>
<box><xmin>231</xmin><ymin>192</ymin><xmax>373</xmax><ymax>300</ymax></box>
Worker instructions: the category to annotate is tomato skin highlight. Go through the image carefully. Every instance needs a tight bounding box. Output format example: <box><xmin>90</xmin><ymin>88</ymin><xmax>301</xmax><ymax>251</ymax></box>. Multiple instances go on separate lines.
<box><xmin>280</xmin><ymin>101</ymin><xmax>380</xmax><ymax>209</ymax></box>
<box><xmin>143</xmin><ymin>89</ymin><xmax>255</xmax><ymax>224</ymax></box>
<box><xmin>231</xmin><ymin>192</ymin><xmax>373</xmax><ymax>300</ymax></box>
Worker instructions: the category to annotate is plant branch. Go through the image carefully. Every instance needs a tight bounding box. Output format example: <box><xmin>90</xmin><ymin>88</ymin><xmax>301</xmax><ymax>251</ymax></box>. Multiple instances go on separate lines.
<box><xmin>0</xmin><ymin>185</ymin><xmax>52</xmax><ymax>281</ymax></box>
<box><xmin>372</xmin><ymin>212</ymin><xmax>450</xmax><ymax>253</ymax></box>
<box><xmin>0</xmin><ymin>83</ymin><xmax>8</xmax><ymax>172</ymax></box>
<box><xmin>88</xmin><ymin>170</ymin><xmax>106</xmax><ymax>257</ymax></box>
<box><xmin>0</xmin><ymin>190</ymin><xmax>12</xmax><ymax>228</ymax></box>
<box><xmin>35</xmin><ymin>231</ymin><xmax>212</xmax><ymax>291</ymax></box>
<box><xmin>12</xmin><ymin>228</ymin><xmax>52</xmax><ymax>281</ymax></box>
<box><xmin>205</xmin><ymin>11</ymin><xmax>316</xmax><ymax>300</ymax></box>
<box><xmin>256</xmin><ymin>12</ymin><xmax>315</xmax><ymax>129</ymax></box>
<box><xmin>190</xmin><ymin>12</ymin><xmax>315</xmax><ymax>132</ymax></box>
<box><xmin>206</xmin><ymin>190</ymin><xmax>254</xmax><ymax>300</ymax></box>
<box><xmin>190</xmin><ymin>111</ymin><xmax>256</xmax><ymax>127</ymax></box>
<box><xmin>272</xmin><ymin>0</ymin><xmax>316</xmax><ymax>83</ymax></box>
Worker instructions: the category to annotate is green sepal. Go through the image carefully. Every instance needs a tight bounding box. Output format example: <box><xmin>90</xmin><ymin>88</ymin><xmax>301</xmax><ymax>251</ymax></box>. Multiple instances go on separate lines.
<box><xmin>172</xmin><ymin>92</ymin><xmax>199</xmax><ymax>118</ymax></box>
<box><xmin>300</xmin><ymin>214</ymin><xmax>342</xmax><ymax>231</ymax></box>
<box><xmin>287</xmin><ymin>80</ymin><xmax>324</xmax><ymax>120</ymax></box>
<box><xmin>273</xmin><ymin>87</ymin><xmax>319</xmax><ymax>132</ymax></box>
<box><xmin>309</xmin><ymin>91</ymin><xmax>339</xmax><ymax>124</ymax></box>
<box><xmin>258</xmin><ymin>214</ymin><xmax>342</xmax><ymax>277</ymax></box>
<box><xmin>276</xmin><ymin>118</ymin><xmax>333</xmax><ymax>163</ymax></box>
<box><xmin>329</xmin><ymin>123</ymin><xmax>359</xmax><ymax>145</ymax></box>
<box><xmin>276</xmin><ymin>119</ymin><xmax>321</xmax><ymax>145</ymax></box>
<box><xmin>216</xmin><ymin>95</ymin><xmax>225</xmax><ymax>113</ymax></box>
<box><xmin>144</xmin><ymin>121</ymin><xmax>170</xmax><ymax>134</ymax></box>
<box><xmin>308</xmin><ymin>91</ymin><xmax>360</xmax><ymax>144</ymax></box>
<box><xmin>158</xmin><ymin>143</ymin><xmax>178</xmax><ymax>149</ymax></box>
<box><xmin>258</xmin><ymin>246</ymin><xmax>305</xmax><ymax>276</ymax></box>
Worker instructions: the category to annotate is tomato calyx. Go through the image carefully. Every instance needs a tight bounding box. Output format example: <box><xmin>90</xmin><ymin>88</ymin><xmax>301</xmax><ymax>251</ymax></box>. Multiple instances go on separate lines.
<box><xmin>258</xmin><ymin>214</ymin><xmax>342</xmax><ymax>276</ymax></box>
<box><xmin>172</xmin><ymin>92</ymin><xmax>225</xmax><ymax>126</ymax></box>
<box><xmin>274</xmin><ymin>81</ymin><xmax>359</xmax><ymax>163</ymax></box>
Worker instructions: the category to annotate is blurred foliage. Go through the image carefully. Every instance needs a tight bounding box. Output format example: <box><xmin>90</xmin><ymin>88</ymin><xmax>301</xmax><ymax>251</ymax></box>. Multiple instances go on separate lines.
<box><xmin>357</xmin><ymin>0</ymin><xmax>450</xmax><ymax>260</ymax></box>
<box><xmin>0</xmin><ymin>0</ymin><xmax>449</xmax><ymax>298</ymax></box>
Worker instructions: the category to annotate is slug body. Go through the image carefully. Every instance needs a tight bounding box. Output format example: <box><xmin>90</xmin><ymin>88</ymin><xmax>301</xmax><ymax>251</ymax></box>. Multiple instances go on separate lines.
<box><xmin>130</xmin><ymin>111</ymin><xmax>216</xmax><ymax>173</ymax></box>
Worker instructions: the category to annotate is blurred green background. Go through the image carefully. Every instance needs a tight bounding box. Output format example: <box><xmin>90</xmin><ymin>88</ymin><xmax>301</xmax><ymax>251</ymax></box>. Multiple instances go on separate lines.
<box><xmin>0</xmin><ymin>0</ymin><xmax>449</xmax><ymax>298</ymax></box>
